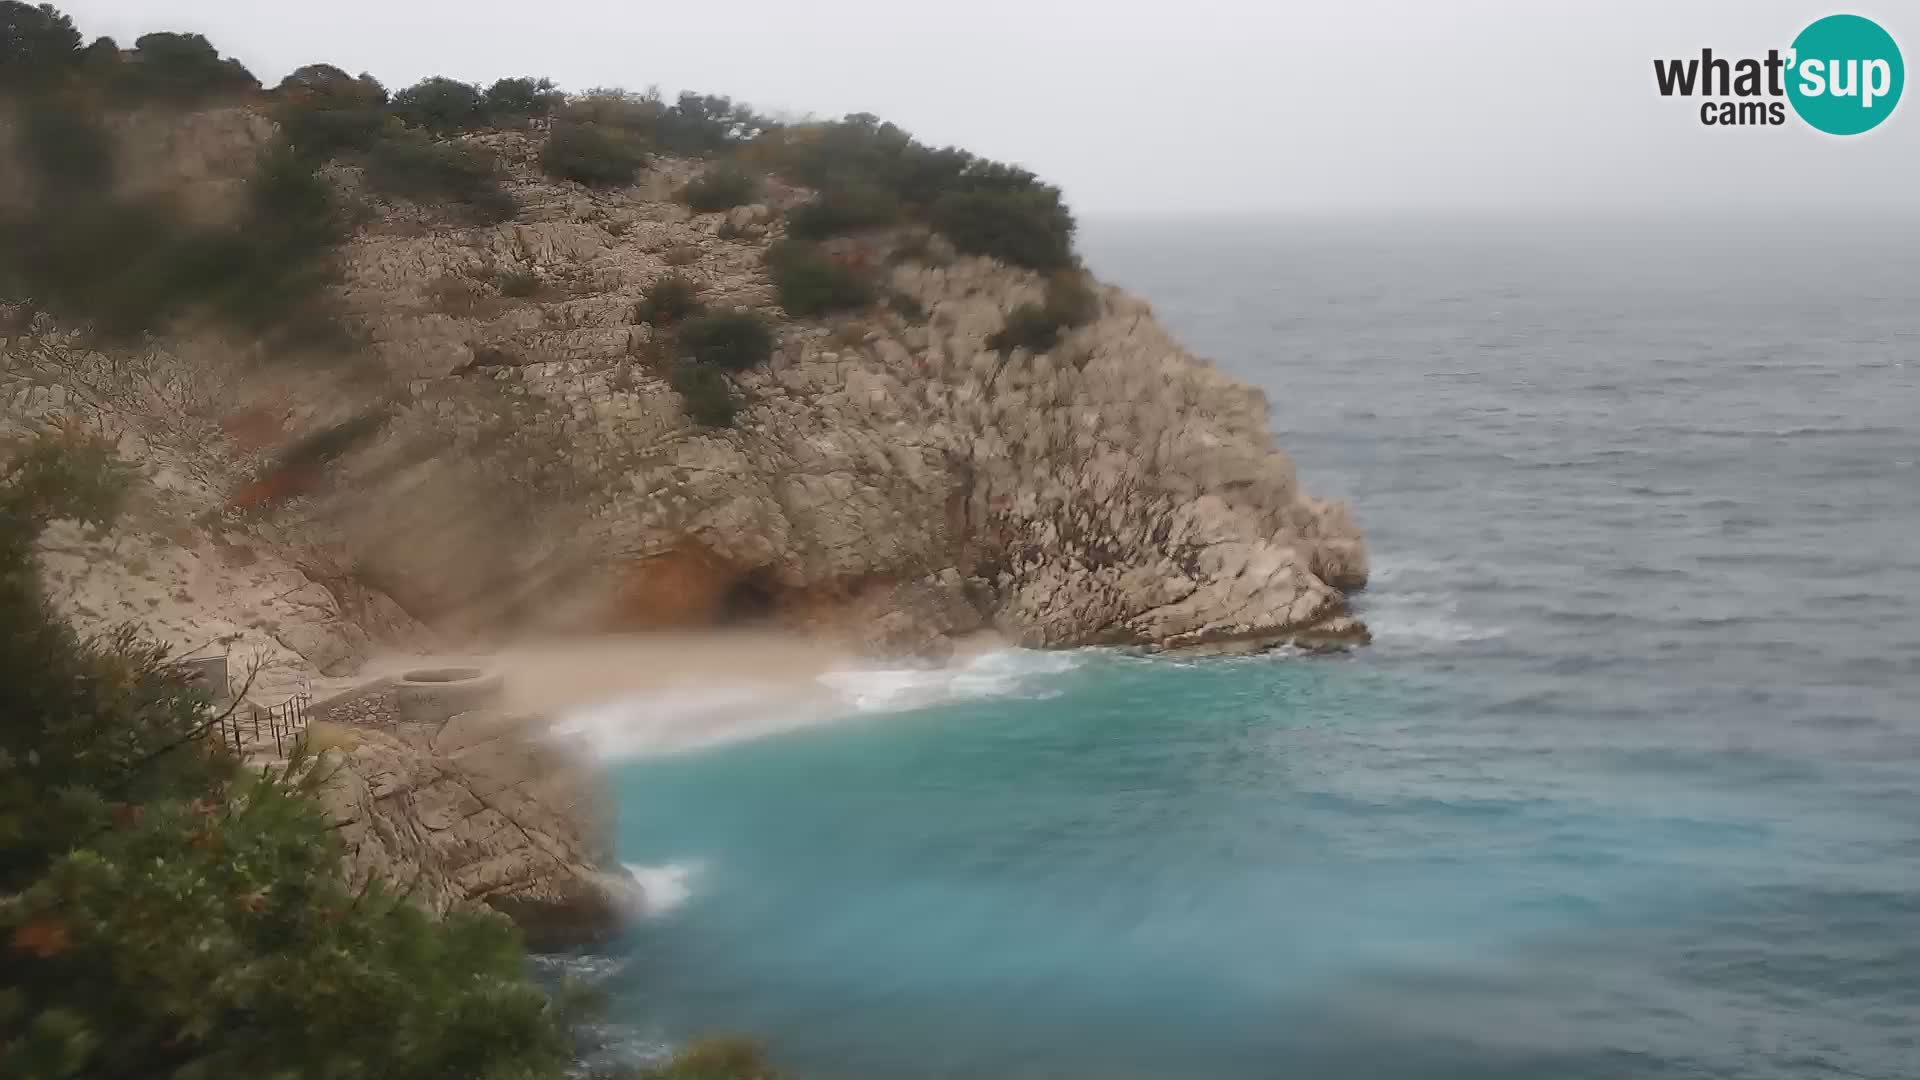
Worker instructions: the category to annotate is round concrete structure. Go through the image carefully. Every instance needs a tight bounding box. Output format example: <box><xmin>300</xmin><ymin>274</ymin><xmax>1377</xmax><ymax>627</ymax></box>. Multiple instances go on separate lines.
<box><xmin>393</xmin><ymin>666</ymin><xmax>504</xmax><ymax>725</ymax></box>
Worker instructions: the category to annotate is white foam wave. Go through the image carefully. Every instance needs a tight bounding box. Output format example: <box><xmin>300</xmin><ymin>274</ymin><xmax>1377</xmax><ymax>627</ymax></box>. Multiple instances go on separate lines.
<box><xmin>1361</xmin><ymin>591</ymin><xmax>1505</xmax><ymax>648</ymax></box>
<box><xmin>549</xmin><ymin>680</ymin><xmax>843</xmax><ymax>759</ymax></box>
<box><xmin>550</xmin><ymin>649</ymin><xmax>1084</xmax><ymax>761</ymax></box>
<box><xmin>818</xmin><ymin>648</ymin><xmax>1083</xmax><ymax>713</ymax></box>
<box><xmin>622</xmin><ymin>860</ymin><xmax>702</xmax><ymax>918</ymax></box>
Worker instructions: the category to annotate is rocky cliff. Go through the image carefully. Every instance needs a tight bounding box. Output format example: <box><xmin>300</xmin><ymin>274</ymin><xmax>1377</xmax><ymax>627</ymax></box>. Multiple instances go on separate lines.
<box><xmin>2</xmin><ymin>101</ymin><xmax>1369</xmax><ymax>944</ymax></box>
<box><xmin>5</xmin><ymin>109</ymin><xmax>1367</xmax><ymax>667</ymax></box>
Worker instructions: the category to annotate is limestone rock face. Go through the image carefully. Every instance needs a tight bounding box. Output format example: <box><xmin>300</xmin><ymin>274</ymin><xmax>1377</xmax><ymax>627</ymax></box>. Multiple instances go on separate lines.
<box><xmin>3</xmin><ymin>117</ymin><xmax>1368</xmax><ymax>660</ymax></box>
<box><xmin>315</xmin><ymin>709</ymin><xmax>635</xmax><ymax>949</ymax></box>
<box><xmin>293</xmin><ymin>132</ymin><xmax>1370</xmax><ymax>652</ymax></box>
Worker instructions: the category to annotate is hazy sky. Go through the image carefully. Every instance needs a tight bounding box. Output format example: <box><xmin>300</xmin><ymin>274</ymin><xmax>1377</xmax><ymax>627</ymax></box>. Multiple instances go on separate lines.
<box><xmin>58</xmin><ymin>1</ymin><xmax>1920</xmax><ymax>218</ymax></box>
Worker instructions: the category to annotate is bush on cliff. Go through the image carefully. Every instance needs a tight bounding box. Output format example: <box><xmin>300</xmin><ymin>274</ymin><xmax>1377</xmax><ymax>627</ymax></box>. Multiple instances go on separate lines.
<box><xmin>765</xmin><ymin>239</ymin><xmax>874</xmax><ymax>317</ymax></box>
<box><xmin>929</xmin><ymin>188</ymin><xmax>1075</xmax><ymax>271</ymax></box>
<box><xmin>635</xmin><ymin>274</ymin><xmax>703</xmax><ymax>326</ymax></box>
<box><xmin>391</xmin><ymin>75</ymin><xmax>486</xmax><ymax>134</ymax></box>
<box><xmin>682</xmin><ymin>165</ymin><xmax>758</xmax><ymax>213</ymax></box>
<box><xmin>987</xmin><ymin>271</ymin><xmax>1100</xmax><ymax>355</ymax></box>
<box><xmin>272</xmin><ymin>66</ymin><xmax>393</xmax><ymax>159</ymax></box>
<box><xmin>677</xmin><ymin>309</ymin><xmax>775</xmax><ymax>372</ymax></box>
<box><xmin>785</xmin><ymin>182</ymin><xmax>902</xmax><ymax>242</ymax></box>
<box><xmin>755</xmin><ymin>113</ymin><xmax>1076</xmax><ymax>270</ymax></box>
<box><xmin>364</xmin><ymin>132</ymin><xmax>518</xmax><ymax>224</ymax></box>
<box><xmin>0</xmin><ymin>432</ymin><xmax>577</xmax><ymax>1080</ymax></box>
<box><xmin>111</xmin><ymin>31</ymin><xmax>259</xmax><ymax>104</ymax></box>
<box><xmin>670</xmin><ymin>359</ymin><xmax>739</xmax><ymax>428</ymax></box>
<box><xmin>542</xmin><ymin>120</ymin><xmax>647</xmax><ymax>188</ymax></box>
<box><xmin>0</xmin><ymin>99</ymin><xmax>347</xmax><ymax>340</ymax></box>
<box><xmin>483</xmin><ymin>75</ymin><xmax>564</xmax><ymax>123</ymax></box>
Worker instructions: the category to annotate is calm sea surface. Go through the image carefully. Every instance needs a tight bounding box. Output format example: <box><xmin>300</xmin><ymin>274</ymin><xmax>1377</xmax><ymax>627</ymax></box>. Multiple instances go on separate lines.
<box><xmin>584</xmin><ymin>218</ymin><xmax>1920</xmax><ymax>1080</ymax></box>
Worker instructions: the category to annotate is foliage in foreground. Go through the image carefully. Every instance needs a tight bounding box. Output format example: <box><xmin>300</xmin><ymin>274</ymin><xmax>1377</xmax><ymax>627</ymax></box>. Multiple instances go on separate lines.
<box><xmin>0</xmin><ymin>432</ymin><xmax>576</xmax><ymax>1080</ymax></box>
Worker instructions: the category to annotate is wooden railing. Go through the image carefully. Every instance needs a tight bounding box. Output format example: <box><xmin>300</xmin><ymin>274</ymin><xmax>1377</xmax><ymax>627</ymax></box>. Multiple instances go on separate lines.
<box><xmin>208</xmin><ymin>692</ymin><xmax>313</xmax><ymax>758</ymax></box>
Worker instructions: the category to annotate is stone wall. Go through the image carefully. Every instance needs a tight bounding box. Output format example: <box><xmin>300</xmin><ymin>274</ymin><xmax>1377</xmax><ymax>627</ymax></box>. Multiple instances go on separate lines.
<box><xmin>308</xmin><ymin>679</ymin><xmax>398</xmax><ymax>726</ymax></box>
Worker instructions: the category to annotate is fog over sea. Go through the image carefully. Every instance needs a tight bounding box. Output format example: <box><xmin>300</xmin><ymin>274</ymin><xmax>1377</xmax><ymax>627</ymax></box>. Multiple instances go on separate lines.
<box><xmin>566</xmin><ymin>218</ymin><xmax>1920</xmax><ymax>1080</ymax></box>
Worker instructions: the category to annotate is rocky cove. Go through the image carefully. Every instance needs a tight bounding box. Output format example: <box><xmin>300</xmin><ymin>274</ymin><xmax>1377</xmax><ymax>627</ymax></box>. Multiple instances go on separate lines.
<box><xmin>3</xmin><ymin>101</ymin><xmax>1367</xmax><ymax>947</ymax></box>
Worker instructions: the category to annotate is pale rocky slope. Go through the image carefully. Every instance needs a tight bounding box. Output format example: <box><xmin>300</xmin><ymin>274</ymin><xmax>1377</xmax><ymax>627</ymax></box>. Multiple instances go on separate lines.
<box><xmin>5</xmin><ymin>108</ymin><xmax>1368</xmax><ymax>671</ymax></box>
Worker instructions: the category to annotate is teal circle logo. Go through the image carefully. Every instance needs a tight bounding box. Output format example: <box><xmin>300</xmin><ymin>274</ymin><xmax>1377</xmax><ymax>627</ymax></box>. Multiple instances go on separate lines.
<box><xmin>1787</xmin><ymin>14</ymin><xmax>1904</xmax><ymax>134</ymax></box>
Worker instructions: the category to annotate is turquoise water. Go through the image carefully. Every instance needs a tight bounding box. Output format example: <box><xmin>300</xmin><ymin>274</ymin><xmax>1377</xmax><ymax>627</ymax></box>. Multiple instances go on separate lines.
<box><xmin>586</xmin><ymin>219</ymin><xmax>1920</xmax><ymax>1079</ymax></box>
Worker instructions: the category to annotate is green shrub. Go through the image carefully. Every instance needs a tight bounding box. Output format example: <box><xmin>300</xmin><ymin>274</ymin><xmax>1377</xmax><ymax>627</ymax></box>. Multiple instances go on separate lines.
<box><xmin>985</xmin><ymin>271</ymin><xmax>1100</xmax><ymax>355</ymax></box>
<box><xmin>785</xmin><ymin>182</ymin><xmax>901</xmax><ymax>242</ymax></box>
<box><xmin>635</xmin><ymin>274</ymin><xmax>703</xmax><ymax>326</ymax></box>
<box><xmin>391</xmin><ymin>75</ymin><xmax>485</xmax><ymax>134</ymax></box>
<box><xmin>755</xmin><ymin>113</ymin><xmax>1077</xmax><ymax>269</ymax></box>
<box><xmin>765</xmin><ymin>239</ymin><xmax>874</xmax><ymax>317</ymax></box>
<box><xmin>929</xmin><ymin>187</ymin><xmax>1075</xmax><ymax>270</ymax></box>
<box><xmin>682</xmin><ymin>165</ymin><xmax>758</xmax><ymax>213</ymax></box>
<box><xmin>670</xmin><ymin>360</ymin><xmax>738</xmax><ymax>428</ymax></box>
<box><xmin>987</xmin><ymin>302</ymin><xmax>1061</xmax><ymax>354</ymax></box>
<box><xmin>0</xmin><ymin>115</ymin><xmax>345</xmax><ymax>341</ymax></box>
<box><xmin>272</xmin><ymin>66</ymin><xmax>392</xmax><ymax>160</ymax></box>
<box><xmin>654</xmin><ymin>91</ymin><xmax>769</xmax><ymax>156</ymax></box>
<box><xmin>1042</xmin><ymin>269</ymin><xmax>1099</xmax><ymax>326</ymax></box>
<box><xmin>113</xmin><ymin>30</ymin><xmax>258</xmax><ymax>104</ymax></box>
<box><xmin>364</xmin><ymin>133</ymin><xmax>517</xmax><ymax>224</ymax></box>
<box><xmin>677</xmin><ymin>309</ymin><xmax>774</xmax><ymax>372</ymax></box>
<box><xmin>0</xmin><ymin>433</ymin><xmax>577</xmax><ymax>1080</ymax></box>
<box><xmin>482</xmin><ymin>75</ymin><xmax>562</xmax><ymax>122</ymax></box>
<box><xmin>541</xmin><ymin>121</ymin><xmax>647</xmax><ymax>188</ymax></box>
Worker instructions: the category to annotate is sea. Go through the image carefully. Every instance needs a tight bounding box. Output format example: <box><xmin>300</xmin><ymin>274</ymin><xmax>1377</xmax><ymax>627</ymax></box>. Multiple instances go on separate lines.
<box><xmin>564</xmin><ymin>217</ymin><xmax>1920</xmax><ymax>1080</ymax></box>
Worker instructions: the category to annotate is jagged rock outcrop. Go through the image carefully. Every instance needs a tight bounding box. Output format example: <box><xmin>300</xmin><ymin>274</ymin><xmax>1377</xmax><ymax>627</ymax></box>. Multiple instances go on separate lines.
<box><xmin>314</xmin><ymin>706</ymin><xmax>635</xmax><ymax>949</ymax></box>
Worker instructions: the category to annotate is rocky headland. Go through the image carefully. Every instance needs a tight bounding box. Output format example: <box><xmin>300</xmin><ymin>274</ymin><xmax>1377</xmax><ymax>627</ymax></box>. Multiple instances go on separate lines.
<box><xmin>2</xmin><ymin>100</ymin><xmax>1367</xmax><ymax>939</ymax></box>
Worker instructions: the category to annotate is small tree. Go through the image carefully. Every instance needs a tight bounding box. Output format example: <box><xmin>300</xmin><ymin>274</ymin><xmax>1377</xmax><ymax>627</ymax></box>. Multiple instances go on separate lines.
<box><xmin>391</xmin><ymin>75</ymin><xmax>485</xmax><ymax>134</ymax></box>
<box><xmin>117</xmin><ymin>31</ymin><xmax>258</xmax><ymax>103</ymax></box>
<box><xmin>483</xmin><ymin>76</ymin><xmax>563</xmax><ymax>123</ymax></box>
<box><xmin>541</xmin><ymin>121</ymin><xmax>647</xmax><ymax>188</ymax></box>
<box><xmin>677</xmin><ymin>310</ymin><xmax>774</xmax><ymax>372</ymax></box>
<box><xmin>272</xmin><ymin>66</ymin><xmax>392</xmax><ymax>160</ymax></box>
